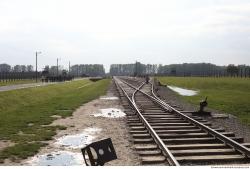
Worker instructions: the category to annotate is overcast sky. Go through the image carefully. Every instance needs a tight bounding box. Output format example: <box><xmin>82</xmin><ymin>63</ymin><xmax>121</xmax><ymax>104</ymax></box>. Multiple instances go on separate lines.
<box><xmin>0</xmin><ymin>0</ymin><xmax>250</xmax><ymax>72</ymax></box>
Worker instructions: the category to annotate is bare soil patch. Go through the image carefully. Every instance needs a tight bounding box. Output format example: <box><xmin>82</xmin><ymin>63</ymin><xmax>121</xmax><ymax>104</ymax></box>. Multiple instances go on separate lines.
<box><xmin>0</xmin><ymin>141</ymin><xmax>15</xmax><ymax>152</ymax></box>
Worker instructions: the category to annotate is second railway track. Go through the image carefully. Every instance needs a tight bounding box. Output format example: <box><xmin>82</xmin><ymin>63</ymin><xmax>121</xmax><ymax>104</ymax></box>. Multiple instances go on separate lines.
<box><xmin>114</xmin><ymin>76</ymin><xmax>250</xmax><ymax>166</ymax></box>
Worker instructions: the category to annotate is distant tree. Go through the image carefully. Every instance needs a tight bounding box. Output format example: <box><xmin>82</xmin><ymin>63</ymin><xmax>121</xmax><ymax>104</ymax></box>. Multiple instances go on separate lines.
<box><xmin>237</xmin><ymin>65</ymin><xmax>248</xmax><ymax>78</ymax></box>
<box><xmin>109</xmin><ymin>63</ymin><xmax>249</xmax><ymax>77</ymax></box>
<box><xmin>20</xmin><ymin>65</ymin><xmax>26</xmax><ymax>72</ymax></box>
<box><xmin>110</xmin><ymin>62</ymin><xmax>157</xmax><ymax>76</ymax></box>
<box><xmin>0</xmin><ymin>63</ymin><xmax>11</xmax><ymax>72</ymax></box>
<box><xmin>62</xmin><ymin>69</ymin><xmax>67</xmax><ymax>76</ymax></box>
<box><xmin>70</xmin><ymin>64</ymin><xmax>105</xmax><ymax>77</ymax></box>
<box><xmin>156</xmin><ymin>63</ymin><xmax>227</xmax><ymax>77</ymax></box>
<box><xmin>27</xmin><ymin>65</ymin><xmax>34</xmax><ymax>72</ymax></box>
<box><xmin>49</xmin><ymin>66</ymin><xmax>58</xmax><ymax>75</ymax></box>
<box><xmin>157</xmin><ymin>64</ymin><xmax>163</xmax><ymax>75</ymax></box>
<box><xmin>170</xmin><ymin>68</ymin><xmax>176</xmax><ymax>76</ymax></box>
<box><xmin>227</xmin><ymin>64</ymin><xmax>238</xmax><ymax>77</ymax></box>
<box><xmin>44</xmin><ymin>65</ymin><xmax>50</xmax><ymax>72</ymax></box>
<box><xmin>13</xmin><ymin>65</ymin><xmax>22</xmax><ymax>72</ymax></box>
<box><xmin>42</xmin><ymin>66</ymin><xmax>50</xmax><ymax>76</ymax></box>
<box><xmin>49</xmin><ymin>66</ymin><xmax>63</xmax><ymax>76</ymax></box>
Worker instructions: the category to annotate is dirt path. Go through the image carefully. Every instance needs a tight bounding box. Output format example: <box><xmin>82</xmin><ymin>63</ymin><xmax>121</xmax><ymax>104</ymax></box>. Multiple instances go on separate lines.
<box><xmin>0</xmin><ymin>78</ymin><xmax>92</xmax><ymax>92</ymax></box>
<box><xmin>0</xmin><ymin>82</ymin><xmax>57</xmax><ymax>92</ymax></box>
<box><xmin>7</xmin><ymin>80</ymin><xmax>140</xmax><ymax>166</ymax></box>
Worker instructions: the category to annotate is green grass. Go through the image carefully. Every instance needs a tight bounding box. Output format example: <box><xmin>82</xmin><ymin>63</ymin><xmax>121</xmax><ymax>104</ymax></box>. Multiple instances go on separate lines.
<box><xmin>0</xmin><ymin>79</ymin><xmax>110</xmax><ymax>162</ymax></box>
<box><xmin>0</xmin><ymin>79</ymin><xmax>37</xmax><ymax>86</ymax></box>
<box><xmin>157</xmin><ymin>77</ymin><xmax>250</xmax><ymax>125</ymax></box>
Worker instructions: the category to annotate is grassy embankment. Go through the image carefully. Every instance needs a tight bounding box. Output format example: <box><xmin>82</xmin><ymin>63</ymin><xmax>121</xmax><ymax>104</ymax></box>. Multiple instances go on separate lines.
<box><xmin>0</xmin><ymin>79</ymin><xmax>110</xmax><ymax>162</ymax></box>
<box><xmin>157</xmin><ymin>77</ymin><xmax>250</xmax><ymax>125</ymax></box>
<box><xmin>0</xmin><ymin>79</ymin><xmax>37</xmax><ymax>87</ymax></box>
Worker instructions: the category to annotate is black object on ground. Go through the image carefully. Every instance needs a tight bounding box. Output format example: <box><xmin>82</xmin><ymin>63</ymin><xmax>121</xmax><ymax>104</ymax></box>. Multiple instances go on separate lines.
<box><xmin>81</xmin><ymin>138</ymin><xmax>117</xmax><ymax>166</ymax></box>
<box><xmin>192</xmin><ymin>97</ymin><xmax>211</xmax><ymax>116</ymax></box>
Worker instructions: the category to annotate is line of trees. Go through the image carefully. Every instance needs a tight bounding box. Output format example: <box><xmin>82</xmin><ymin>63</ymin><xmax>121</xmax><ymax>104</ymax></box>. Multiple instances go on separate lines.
<box><xmin>70</xmin><ymin>64</ymin><xmax>105</xmax><ymax>77</ymax></box>
<box><xmin>227</xmin><ymin>64</ymin><xmax>250</xmax><ymax>77</ymax></box>
<box><xmin>157</xmin><ymin>63</ymin><xmax>226</xmax><ymax>76</ymax></box>
<box><xmin>0</xmin><ymin>64</ymin><xmax>34</xmax><ymax>73</ymax></box>
<box><xmin>0</xmin><ymin>72</ymin><xmax>39</xmax><ymax>82</ymax></box>
<box><xmin>0</xmin><ymin>64</ymin><xmax>37</xmax><ymax>82</ymax></box>
<box><xmin>1</xmin><ymin>62</ymin><xmax>249</xmax><ymax>80</ymax></box>
<box><xmin>0</xmin><ymin>63</ymin><xmax>106</xmax><ymax>82</ymax></box>
<box><xmin>110</xmin><ymin>62</ymin><xmax>250</xmax><ymax>77</ymax></box>
<box><xmin>110</xmin><ymin>62</ymin><xmax>158</xmax><ymax>76</ymax></box>
<box><xmin>42</xmin><ymin>65</ymin><xmax>66</xmax><ymax>76</ymax></box>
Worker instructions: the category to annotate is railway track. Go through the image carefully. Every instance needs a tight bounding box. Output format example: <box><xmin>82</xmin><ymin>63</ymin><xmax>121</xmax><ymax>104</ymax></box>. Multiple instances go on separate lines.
<box><xmin>114</xmin><ymin>76</ymin><xmax>250</xmax><ymax>166</ymax></box>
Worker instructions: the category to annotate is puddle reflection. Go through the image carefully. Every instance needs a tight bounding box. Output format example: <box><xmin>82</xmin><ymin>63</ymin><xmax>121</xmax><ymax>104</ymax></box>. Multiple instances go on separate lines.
<box><xmin>55</xmin><ymin>128</ymin><xmax>102</xmax><ymax>149</ymax></box>
<box><xmin>100</xmin><ymin>96</ymin><xmax>119</xmax><ymax>100</ymax></box>
<box><xmin>93</xmin><ymin>108</ymin><xmax>126</xmax><ymax>118</ymax></box>
<box><xmin>28</xmin><ymin>127</ymin><xmax>101</xmax><ymax>166</ymax></box>
<box><xmin>28</xmin><ymin>151</ymin><xmax>84</xmax><ymax>166</ymax></box>
<box><xmin>168</xmin><ymin>86</ymin><xmax>198</xmax><ymax>96</ymax></box>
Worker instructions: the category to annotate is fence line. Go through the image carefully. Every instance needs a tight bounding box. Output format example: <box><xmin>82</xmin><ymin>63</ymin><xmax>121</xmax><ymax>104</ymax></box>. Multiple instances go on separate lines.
<box><xmin>0</xmin><ymin>72</ymin><xmax>41</xmax><ymax>82</ymax></box>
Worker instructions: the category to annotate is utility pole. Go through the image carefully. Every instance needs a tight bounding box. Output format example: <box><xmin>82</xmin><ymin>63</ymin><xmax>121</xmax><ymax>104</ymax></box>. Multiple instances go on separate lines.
<box><xmin>69</xmin><ymin>61</ymin><xmax>71</xmax><ymax>75</ymax></box>
<box><xmin>35</xmin><ymin>51</ymin><xmax>41</xmax><ymax>82</ymax></box>
<box><xmin>77</xmin><ymin>65</ymin><xmax>79</xmax><ymax>77</ymax></box>
<box><xmin>57</xmin><ymin>58</ymin><xmax>59</xmax><ymax>77</ymax></box>
<box><xmin>134</xmin><ymin>61</ymin><xmax>138</xmax><ymax>77</ymax></box>
<box><xmin>36</xmin><ymin>52</ymin><xmax>37</xmax><ymax>82</ymax></box>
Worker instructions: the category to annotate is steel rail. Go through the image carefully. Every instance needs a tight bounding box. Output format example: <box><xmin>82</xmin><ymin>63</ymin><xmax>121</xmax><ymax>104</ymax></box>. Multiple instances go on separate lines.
<box><xmin>120</xmin><ymin>77</ymin><xmax>250</xmax><ymax>158</ymax></box>
<box><xmin>149</xmin><ymin>80</ymin><xmax>250</xmax><ymax>158</ymax></box>
<box><xmin>120</xmin><ymin>77</ymin><xmax>173</xmax><ymax>111</ymax></box>
<box><xmin>114</xmin><ymin>77</ymin><xmax>180</xmax><ymax>166</ymax></box>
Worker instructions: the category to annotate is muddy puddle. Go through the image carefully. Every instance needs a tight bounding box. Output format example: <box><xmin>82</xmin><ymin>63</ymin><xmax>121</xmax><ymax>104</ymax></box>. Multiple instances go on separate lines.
<box><xmin>93</xmin><ymin>108</ymin><xmax>126</xmax><ymax>118</ymax></box>
<box><xmin>100</xmin><ymin>96</ymin><xmax>119</xmax><ymax>100</ymax></box>
<box><xmin>27</xmin><ymin>127</ymin><xmax>101</xmax><ymax>166</ymax></box>
<box><xmin>168</xmin><ymin>86</ymin><xmax>198</xmax><ymax>96</ymax></box>
<box><xmin>55</xmin><ymin>128</ymin><xmax>102</xmax><ymax>149</ymax></box>
<box><xmin>27</xmin><ymin>151</ymin><xmax>84</xmax><ymax>166</ymax></box>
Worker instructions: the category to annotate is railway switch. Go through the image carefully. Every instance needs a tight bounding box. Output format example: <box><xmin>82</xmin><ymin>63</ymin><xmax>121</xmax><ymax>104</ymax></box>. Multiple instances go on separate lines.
<box><xmin>199</xmin><ymin>97</ymin><xmax>208</xmax><ymax>112</ymax></box>
<box><xmin>194</xmin><ymin>96</ymin><xmax>211</xmax><ymax>116</ymax></box>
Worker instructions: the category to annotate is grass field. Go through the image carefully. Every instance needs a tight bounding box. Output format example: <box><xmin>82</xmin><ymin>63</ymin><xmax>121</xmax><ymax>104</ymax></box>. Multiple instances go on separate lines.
<box><xmin>0</xmin><ymin>79</ymin><xmax>37</xmax><ymax>87</ymax></box>
<box><xmin>0</xmin><ymin>79</ymin><xmax>110</xmax><ymax>162</ymax></box>
<box><xmin>157</xmin><ymin>77</ymin><xmax>250</xmax><ymax>125</ymax></box>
